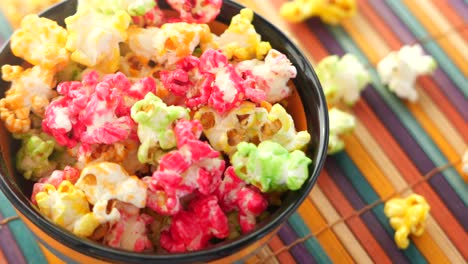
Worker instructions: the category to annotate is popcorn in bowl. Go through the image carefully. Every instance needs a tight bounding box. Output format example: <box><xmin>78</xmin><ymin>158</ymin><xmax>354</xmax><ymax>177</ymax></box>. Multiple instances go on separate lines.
<box><xmin>0</xmin><ymin>0</ymin><xmax>325</xmax><ymax>257</ymax></box>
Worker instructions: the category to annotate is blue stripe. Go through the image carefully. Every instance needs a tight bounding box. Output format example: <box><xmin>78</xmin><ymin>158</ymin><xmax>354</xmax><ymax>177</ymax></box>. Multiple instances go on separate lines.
<box><xmin>0</xmin><ymin>9</ymin><xmax>13</xmax><ymax>40</ymax></box>
<box><xmin>288</xmin><ymin>213</ymin><xmax>333</xmax><ymax>264</ymax></box>
<box><xmin>326</xmin><ymin>25</ymin><xmax>468</xmax><ymax>205</ymax></box>
<box><xmin>0</xmin><ymin>192</ymin><xmax>48</xmax><ymax>264</ymax></box>
<box><xmin>385</xmin><ymin>0</ymin><xmax>468</xmax><ymax>97</ymax></box>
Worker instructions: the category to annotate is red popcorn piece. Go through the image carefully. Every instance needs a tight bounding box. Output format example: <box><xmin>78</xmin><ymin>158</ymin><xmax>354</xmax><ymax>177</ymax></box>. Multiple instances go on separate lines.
<box><xmin>167</xmin><ymin>0</ymin><xmax>222</xmax><ymax>24</ymax></box>
<box><xmin>217</xmin><ymin>167</ymin><xmax>268</xmax><ymax>233</ymax></box>
<box><xmin>160</xmin><ymin>195</ymin><xmax>228</xmax><ymax>253</ymax></box>
<box><xmin>132</xmin><ymin>5</ymin><xmax>165</xmax><ymax>27</ymax></box>
<box><xmin>42</xmin><ymin>71</ymin><xmax>155</xmax><ymax>148</ymax></box>
<box><xmin>31</xmin><ymin>166</ymin><xmax>80</xmax><ymax>204</ymax></box>
<box><xmin>145</xmin><ymin>120</ymin><xmax>225</xmax><ymax>215</ymax></box>
<box><xmin>104</xmin><ymin>202</ymin><xmax>154</xmax><ymax>252</ymax></box>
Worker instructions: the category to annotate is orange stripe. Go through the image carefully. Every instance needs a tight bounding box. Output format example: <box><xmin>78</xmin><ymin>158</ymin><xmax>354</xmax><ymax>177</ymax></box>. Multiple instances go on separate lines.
<box><xmin>268</xmin><ymin>235</ymin><xmax>297</xmax><ymax>264</ymax></box>
<box><xmin>0</xmin><ymin>248</ymin><xmax>7</xmax><ymax>264</ymax></box>
<box><xmin>317</xmin><ymin>171</ymin><xmax>392</xmax><ymax>264</ymax></box>
<box><xmin>403</xmin><ymin>0</ymin><xmax>468</xmax><ymax>75</ymax></box>
<box><xmin>297</xmin><ymin>199</ymin><xmax>354</xmax><ymax>263</ymax></box>
<box><xmin>38</xmin><ymin>243</ymin><xmax>66</xmax><ymax>264</ymax></box>
<box><xmin>354</xmin><ymin>100</ymin><xmax>468</xmax><ymax>259</ymax></box>
<box><xmin>432</xmin><ymin>0</ymin><xmax>468</xmax><ymax>40</ymax></box>
<box><xmin>343</xmin><ymin>135</ymin><xmax>451</xmax><ymax>263</ymax></box>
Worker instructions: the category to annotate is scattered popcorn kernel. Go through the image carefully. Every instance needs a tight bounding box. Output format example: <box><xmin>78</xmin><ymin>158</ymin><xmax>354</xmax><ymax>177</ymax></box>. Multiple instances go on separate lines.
<box><xmin>15</xmin><ymin>131</ymin><xmax>57</xmax><ymax>181</ymax></box>
<box><xmin>11</xmin><ymin>14</ymin><xmax>69</xmax><ymax>71</ymax></box>
<box><xmin>167</xmin><ymin>0</ymin><xmax>222</xmax><ymax>23</ymax></box>
<box><xmin>65</xmin><ymin>8</ymin><xmax>131</xmax><ymax>73</ymax></box>
<box><xmin>216</xmin><ymin>8</ymin><xmax>271</xmax><ymax>60</ymax></box>
<box><xmin>231</xmin><ymin>141</ymin><xmax>312</xmax><ymax>192</ymax></box>
<box><xmin>146</xmin><ymin>120</ymin><xmax>225</xmax><ymax>215</ymax></box>
<box><xmin>384</xmin><ymin>194</ymin><xmax>430</xmax><ymax>249</ymax></box>
<box><xmin>280</xmin><ymin>0</ymin><xmax>357</xmax><ymax>24</ymax></box>
<box><xmin>316</xmin><ymin>54</ymin><xmax>370</xmax><ymax>106</ymax></box>
<box><xmin>35</xmin><ymin>181</ymin><xmax>100</xmax><ymax>237</ymax></box>
<box><xmin>236</xmin><ymin>49</ymin><xmax>296</xmax><ymax>103</ymax></box>
<box><xmin>217</xmin><ymin>167</ymin><xmax>268</xmax><ymax>233</ymax></box>
<box><xmin>75</xmin><ymin>162</ymin><xmax>148</xmax><ymax>223</ymax></box>
<box><xmin>131</xmin><ymin>92</ymin><xmax>189</xmax><ymax>164</ymax></box>
<box><xmin>1</xmin><ymin>65</ymin><xmax>56</xmax><ymax>133</ymax></box>
<box><xmin>328</xmin><ymin>108</ymin><xmax>355</xmax><ymax>154</ymax></box>
<box><xmin>377</xmin><ymin>44</ymin><xmax>437</xmax><ymax>102</ymax></box>
<box><xmin>103</xmin><ymin>202</ymin><xmax>154</xmax><ymax>252</ymax></box>
<box><xmin>160</xmin><ymin>195</ymin><xmax>229</xmax><ymax>252</ymax></box>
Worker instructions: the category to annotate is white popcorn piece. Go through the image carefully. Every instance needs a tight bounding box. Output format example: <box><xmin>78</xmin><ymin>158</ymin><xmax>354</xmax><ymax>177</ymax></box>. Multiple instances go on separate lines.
<box><xmin>377</xmin><ymin>44</ymin><xmax>437</xmax><ymax>102</ymax></box>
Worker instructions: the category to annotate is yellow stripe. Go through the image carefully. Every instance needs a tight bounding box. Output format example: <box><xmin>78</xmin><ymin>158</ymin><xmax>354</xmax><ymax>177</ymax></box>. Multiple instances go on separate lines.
<box><xmin>297</xmin><ymin>199</ymin><xmax>354</xmax><ymax>263</ymax></box>
<box><xmin>351</xmin><ymin>122</ymin><xmax>465</xmax><ymax>263</ymax></box>
<box><xmin>403</xmin><ymin>0</ymin><xmax>468</xmax><ymax>75</ymax></box>
<box><xmin>310</xmin><ymin>186</ymin><xmax>373</xmax><ymax>263</ymax></box>
<box><xmin>345</xmin><ymin>131</ymin><xmax>460</xmax><ymax>263</ymax></box>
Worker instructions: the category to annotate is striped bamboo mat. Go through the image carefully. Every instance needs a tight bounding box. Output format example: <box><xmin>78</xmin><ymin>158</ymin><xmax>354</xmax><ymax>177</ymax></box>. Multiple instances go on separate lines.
<box><xmin>1</xmin><ymin>1</ymin><xmax>467</xmax><ymax>263</ymax></box>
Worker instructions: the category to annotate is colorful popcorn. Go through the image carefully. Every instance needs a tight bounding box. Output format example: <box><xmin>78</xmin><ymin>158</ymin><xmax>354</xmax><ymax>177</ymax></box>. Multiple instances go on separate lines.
<box><xmin>280</xmin><ymin>0</ymin><xmax>357</xmax><ymax>24</ymax></box>
<box><xmin>10</xmin><ymin>14</ymin><xmax>69</xmax><ymax>71</ymax></box>
<box><xmin>35</xmin><ymin>180</ymin><xmax>101</xmax><ymax>237</ymax></box>
<box><xmin>131</xmin><ymin>92</ymin><xmax>189</xmax><ymax>164</ymax></box>
<box><xmin>316</xmin><ymin>54</ymin><xmax>370</xmax><ymax>106</ymax></box>
<box><xmin>384</xmin><ymin>194</ymin><xmax>430</xmax><ymax>249</ymax></box>
<box><xmin>75</xmin><ymin>162</ymin><xmax>147</xmax><ymax>223</ymax></box>
<box><xmin>0</xmin><ymin>0</ymin><xmax>62</xmax><ymax>29</ymax></box>
<box><xmin>377</xmin><ymin>44</ymin><xmax>437</xmax><ymax>102</ymax></box>
<box><xmin>328</xmin><ymin>108</ymin><xmax>355</xmax><ymax>154</ymax></box>
<box><xmin>215</xmin><ymin>8</ymin><xmax>271</xmax><ymax>60</ymax></box>
<box><xmin>236</xmin><ymin>49</ymin><xmax>297</xmax><ymax>103</ymax></box>
<box><xmin>0</xmin><ymin>65</ymin><xmax>56</xmax><ymax>133</ymax></box>
<box><xmin>3</xmin><ymin>3</ymin><xmax>315</xmax><ymax>254</ymax></box>
<box><xmin>231</xmin><ymin>141</ymin><xmax>312</xmax><ymax>192</ymax></box>
<box><xmin>167</xmin><ymin>0</ymin><xmax>222</xmax><ymax>23</ymax></box>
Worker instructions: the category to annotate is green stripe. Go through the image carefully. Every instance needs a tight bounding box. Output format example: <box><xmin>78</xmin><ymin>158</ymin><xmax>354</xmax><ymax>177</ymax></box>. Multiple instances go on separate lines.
<box><xmin>288</xmin><ymin>213</ymin><xmax>332</xmax><ymax>264</ymax></box>
<box><xmin>0</xmin><ymin>10</ymin><xmax>13</xmax><ymax>40</ymax></box>
<box><xmin>0</xmin><ymin>191</ymin><xmax>48</xmax><ymax>264</ymax></box>
<box><xmin>327</xmin><ymin>25</ymin><xmax>468</xmax><ymax>205</ymax></box>
<box><xmin>386</xmin><ymin>0</ymin><xmax>468</xmax><ymax>97</ymax></box>
<box><xmin>334</xmin><ymin>153</ymin><xmax>427</xmax><ymax>263</ymax></box>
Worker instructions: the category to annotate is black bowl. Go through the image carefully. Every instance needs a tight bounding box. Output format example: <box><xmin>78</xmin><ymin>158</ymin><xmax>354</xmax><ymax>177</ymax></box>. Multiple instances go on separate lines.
<box><xmin>0</xmin><ymin>0</ymin><xmax>329</xmax><ymax>263</ymax></box>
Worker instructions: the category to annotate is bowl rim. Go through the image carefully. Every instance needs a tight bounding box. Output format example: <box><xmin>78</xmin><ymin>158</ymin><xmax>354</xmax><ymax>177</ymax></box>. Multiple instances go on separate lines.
<box><xmin>0</xmin><ymin>0</ymin><xmax>329</xmax><ymax>263</ymax></box>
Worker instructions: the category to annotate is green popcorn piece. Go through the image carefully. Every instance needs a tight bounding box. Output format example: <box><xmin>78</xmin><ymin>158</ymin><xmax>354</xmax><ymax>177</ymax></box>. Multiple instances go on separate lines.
<box><xmin>80</xmin><ymin>0</ymin><xmax>156</xmax><ymax>16</ymax></box>
<box><xmin>316</xmin><ymin>54</ymin><xmax>370</xmax><ymax>106</ymax></box>
<box><xmin>328</xmin><ymin>108</ymin><xmax>356</xmax><ymax>154</ymax></box>
<box><xmin>16</xmin><ymin>132</ymin><xmax>58</xmax><ymax>180</ymax></box>
<box><xmin>231</xmin><ymin>141</ymin><xmax>312</xmax><ymax>192</ymax></box>
<box><xmin>131</xmin><ymin>92</ymin><xmax>189</xmax><ymax>164</ymax></box>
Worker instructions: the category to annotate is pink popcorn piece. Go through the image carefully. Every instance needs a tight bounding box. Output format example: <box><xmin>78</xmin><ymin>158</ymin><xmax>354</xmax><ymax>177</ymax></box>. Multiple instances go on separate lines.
<box><xmin>217</xmin><ymin>167</ymin><xmax>268</xmax><ymax>233</ymax></box>
<box><xmin>161</xmin><ymin>49</ymin><xmax>265</xmax><ymax>113</ymax></box>
<box><xmin>167</xmin><ymin>0</ymin><xmax>222</xmax><ymax>24</ymax></box>
<box><xmin>103</xmin><ymin>201</ymin><xmax>154</xmax><ymax>252</ymax></box>
<box><xmin>42</xmin><ymin>71</ymin><xmax>155</xmax><ymax>148</ymax></box>
<box><xmin>160</xmin><ymin>195</ymin><xmax>229</xmax><ymax>253</ymax></box>
<box><xmin>132</xmin><ymin>5</ymin><xmax>165</xmax><ymax>27</ymax></box>
<box><xmin>31</xmin><ymin>166</ymin><xmax>80</xmax><ymax>204</ymax></box>
<box><xmin>145</xmin><ymin>119</ymin><xmax>225</xmax><ymax>216</ymax></box>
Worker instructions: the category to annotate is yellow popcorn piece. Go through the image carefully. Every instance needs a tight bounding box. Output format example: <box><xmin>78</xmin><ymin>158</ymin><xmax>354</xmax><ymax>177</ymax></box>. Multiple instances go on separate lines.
<box><xmin>280</xmin><ymin>0</ymin><xmax>357</xmax><ymax>25</ymax></box>
<box><xmin>0</xmin><ymin>65</ymin><xmax>56</xmax><ymax>133</ymax></box>
<box><xmin>216</xmin><ymin>8</ymin><xmax>271</xmax><ymax>60</ymax></box>
<box><xmin>384</xmin><ymin>194</ymin><xmax>430</xmax><ymax>249</ymax></box>
<box><xmin>152</xmin><ymin>22</ymin><xmax>213</xmax><ymax>65</ymax></box>
<box><xmin>0</xmin><ymin>0</ymin><xmax>61</xmax><ymax>29</ymax></box>
<box><xmin>65</xmin><ymin>9</ymin><xmax>131</xmax><ymax>73</ymax></box>
<box><xmin>75</xmin><ymin>162</ymin><xmax>147</xmax><ymax>223</ymax></box>
<box><xmin>262</xmin><ymin>104</ymin><xmax>310</xmax><ymax>151</ymax></box>
<box><xmin>195</xmin><ymin>102</ymin><xmax>310</xmax><ymax>156</ymax></box>
<box><xmin>35</xmin><ymin>181</ymin><xmax>100</xmax><ymax>237</ymax></box>
<box><xmin>10</xmin><ymin>14</ymin><xmax>69</xmax><ymax>71</ymax></box>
